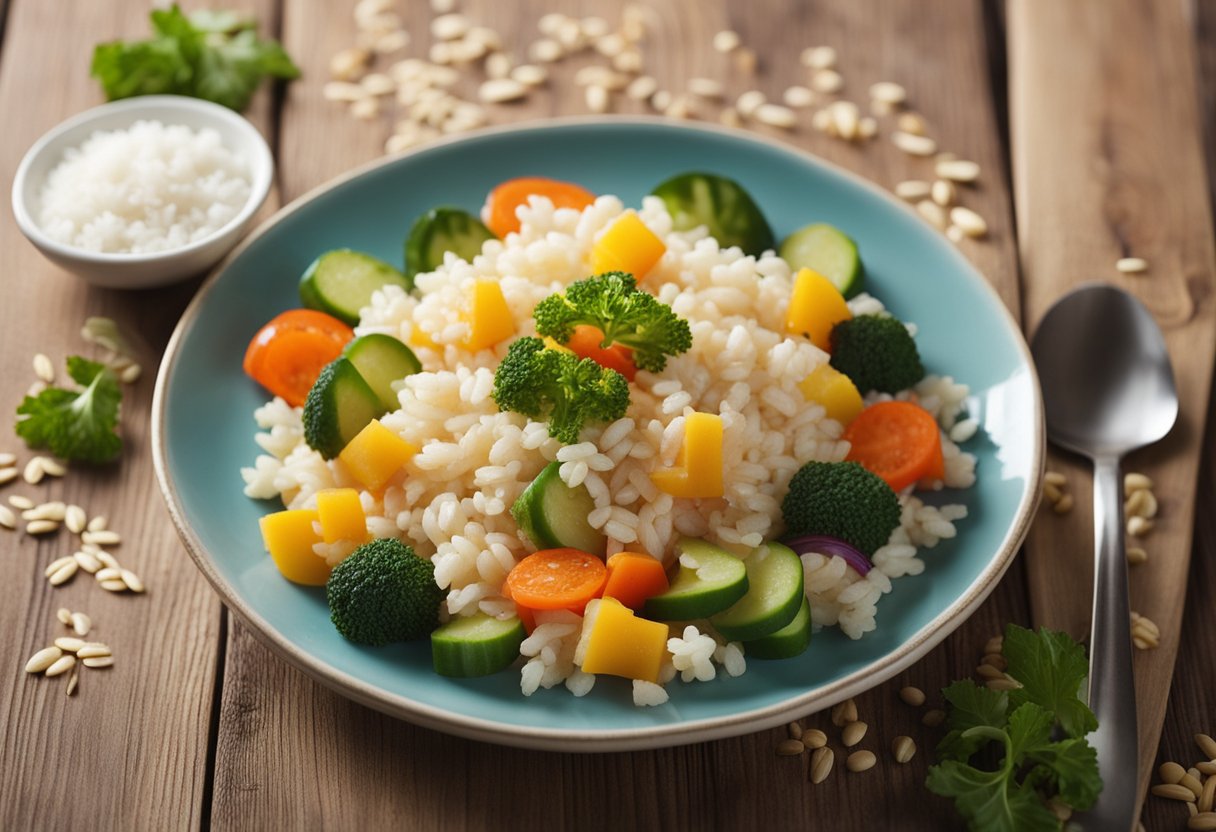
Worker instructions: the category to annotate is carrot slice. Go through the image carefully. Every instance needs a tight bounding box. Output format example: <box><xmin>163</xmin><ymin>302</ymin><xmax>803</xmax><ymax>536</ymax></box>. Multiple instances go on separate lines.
<box><xmin>483</xmin><ymin>177</ymin><xmax>596</xmax><ymax>238</ymax></box>
<box><xmin>843</xmin><ymin>400</ymin><xmax>945</xmax><ymax>492</ymax></box>
<box><xmin>504</xmin><ymin>548</ymin><xmax>608</xmax><ymax>614</ymax></box>
<box><xmin>244</xmin><ymin>309</ymin><xmax>354</xmax><ymax>406</ymax></box>
<box><xmin>602</xmin><ymin>551</ymin><xmax>669</xmax><ymax>611</ymax></box>
<box><xmin>565</xmin><ymin>324</ymin><xmax>638</xmax><ymax>381</ymax></box>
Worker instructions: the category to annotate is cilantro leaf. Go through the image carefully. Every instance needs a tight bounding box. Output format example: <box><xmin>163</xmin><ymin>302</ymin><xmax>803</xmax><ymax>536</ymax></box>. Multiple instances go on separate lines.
<box><xmin>927</xmin><ymin>757</ymin><xmax>1060</xmax><ymax>832</ymax></box>
<box><xmin>937</xmin><ymin>680</ymin><xmax>1008</xmax><ymax>761</ymax></box>
<box><xmin>1004</xmin><ymin>624</ymin><xmax>1097</xmax><ymax>738</ymax></box>
<box><xmin>15</xmin><ymin>357</ymin><xmax>122</xmax><ymax>463</ymax></box>
<box><xmin>1026</xmin><ymin>737</ymin><xmax>1102</xmax><ymax>810</ymax></box>
<box><xmin>927</xmin><ymin>627</ymin><xmax>1103</xmax><ymax>831</ymax></box>
<box><xmin>90</xmin><ymin>4</ymin><xmax>299</xmax><ymax>112</ymax></box>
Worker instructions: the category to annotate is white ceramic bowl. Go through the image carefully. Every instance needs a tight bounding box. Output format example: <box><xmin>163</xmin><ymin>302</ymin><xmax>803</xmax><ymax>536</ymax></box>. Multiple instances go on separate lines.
<box><xmin>11</xmin><ymin>95</ymin><xmax>273</xmax><ymax>289</ymax></box>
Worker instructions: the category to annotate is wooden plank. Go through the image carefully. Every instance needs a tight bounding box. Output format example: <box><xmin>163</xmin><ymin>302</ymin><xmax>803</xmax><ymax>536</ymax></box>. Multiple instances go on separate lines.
<box><xmin>1008</xmin><ymin>0</ymin><xmax>1216</xmax><ymax>814</ymax></box>
<box><xmin>212</xmin><ymin>1</ymin><xmax>1027</xmax><ymax>829</ymax></box>
<box><xmin>1143</xmin><ymin>6</ymin><xmax>1216</xmax><ymax>829</ymax></box>
<box><xmin>0</xmin><ymin>0</ymin><xmax>279</xmax><ymax>828</ymax></box>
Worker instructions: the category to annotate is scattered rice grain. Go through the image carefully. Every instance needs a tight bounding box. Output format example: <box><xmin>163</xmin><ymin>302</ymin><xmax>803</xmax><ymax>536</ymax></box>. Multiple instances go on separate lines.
<box><xmin>44</xmin><ymin>654</ymin><xmax>76</xmax><ymax>677</ymax></box>
<box><xmin>892</xmin><ymin>131</ymin><xmax>937</xmax><ymax>156</ymax></box>
<box><xmin>810</xmin><ymin>747</ymin><xmax>834</xmax><ymax>783</ymax></box>
<box><xmin>899</xmin><ymin>685</ymin><xmax>925</xmax><ymax>707</ymax></box>
<box><xmin>25</xmin><ymin>646</ymin><xmax>63</xmax><ymax>673</ymax></box>
<box><xmin>1116</xmin><ymin>257</ymin><xmax>1148</xmax><ymax>274</ymax></box>
<box><xmin>846</xmin><ymin>750</ymin><xmax>876</xmax><ymax>772</ymax></box>
<box><xmin>892</xmin><ymin>736</ymin><xmax>916</xmax><ymax>763</ymax></box>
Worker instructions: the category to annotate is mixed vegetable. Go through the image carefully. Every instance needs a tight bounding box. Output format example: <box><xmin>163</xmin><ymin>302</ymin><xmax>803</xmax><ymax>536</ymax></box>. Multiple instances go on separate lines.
<box><xmin>241</xmin><ymin>171</ymin><xmax>965</xmax><ymax>695</ymax></box>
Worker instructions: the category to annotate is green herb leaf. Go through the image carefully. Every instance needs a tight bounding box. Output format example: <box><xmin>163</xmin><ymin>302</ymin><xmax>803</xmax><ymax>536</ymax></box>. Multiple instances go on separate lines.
<box><xmin>937</xmin><ymin>680</ymin><xmax>1008</xmax><ymax>761</ymax></box>
<box><xmin>15</xmin><ymin>357</ymin><xmax>122</xmax><ymax>463</ymax></box>
<box><xmin>927</xmin><ymin>757</ymin><xmax>1060</xmax><ymax>832</ymax></box>
<box><xmin>90</xmin><ymin>4</ymin><xmax>299</xmax><ymax>112</ymax></box>
<box><xmin>1003</xmin><ymin>624</ymin><xmax>1097</xmax><ymax>738</ymax></box>
<box><xmin>926</xmin><ymin>626</ymin><xmax>1103</xmax><ymax>831</ymax></box>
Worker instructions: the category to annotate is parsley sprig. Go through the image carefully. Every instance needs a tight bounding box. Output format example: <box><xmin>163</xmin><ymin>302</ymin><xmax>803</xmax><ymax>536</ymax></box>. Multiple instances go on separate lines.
<box><xmin>926</xmin><ymin>625</ymin><xmax>1102</xmax><ymax>831</ymax></box>
<box><xmin>15</xmin><ymin>357</ymin><xmax>122</xmax><ymax>464</ymax></box>
<box><xmin>90</xmin><ymin>5</ymin><xmax>299</xmax><ymax>112</ymax></box>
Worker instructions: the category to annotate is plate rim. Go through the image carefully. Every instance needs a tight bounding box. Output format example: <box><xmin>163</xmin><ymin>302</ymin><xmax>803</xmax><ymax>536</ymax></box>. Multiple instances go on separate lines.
<box><xmin>152</xmin><ymin>114</ymin><xmax>1044</xmax><ymax>752</ymax></box>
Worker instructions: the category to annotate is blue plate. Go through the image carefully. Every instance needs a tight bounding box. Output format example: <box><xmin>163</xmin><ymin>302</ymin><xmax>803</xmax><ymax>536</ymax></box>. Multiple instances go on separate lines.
<box><xmin>153</xmin><ymin>118</ymin><xmax>1042</xmax><ymax>751</ymax></box>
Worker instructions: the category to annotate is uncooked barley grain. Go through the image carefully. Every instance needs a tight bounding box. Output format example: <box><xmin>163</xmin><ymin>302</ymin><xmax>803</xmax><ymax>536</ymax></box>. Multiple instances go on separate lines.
<box><xmin>842</xmin><ymin>720</ymin><xmax>867</xmax><ymax>747</ymax></box>
<box><xmin>48</xmin><ymin>561</ymin><xmax>78</xmax><ymax>585</ymax></box>
<box><xmin>899</xmin><ymin>685</ymin><xmax>926</xmax><ymax>706</ymax></box>
<box><xmin>77</xmin><ymin>644</ymin><xmax>111</xmax><ymax>659</ymax></box>
<box><xmin>892</xmin><ymin>131</ymin><xmax>937</xmax><ymax>156</ymax></box>
<box><xmin>33</xmin><ymin>353</ymin><xmax>54</xmax><ymax>382</ymax></box>
<box><xmin>1156</xmin><ymin>783</ymin><xmax>1199</xmax><ymax>801</ymax></box>
<box><xmin>802</xmin><ymin>728</ymin><xmax>827</xmax><ymax>749</ymax></box>
<box><xmin>892</xmin><ymin>736</ymin><xmax>916</xmax><ymax>763</ymax></box>
<box><xmin>810</xmin><ymin>747</ymin><xmax>834</xmax><ymax>783</ymax></box>
<box><xmin>922</xmin><ymin>709</ymin><xmax>946</xmax><ymax>727</ymax></box>
<box><xmin>70</xmin><ymin>613</ymin><xmax>91</xmax><ymax>637</ymax></box>
<box><xmin>1197</xmin><ymin>733</ymin><xmax>1216</xmax><ymax>760</ymax></box>
<box><xmin>777</xmin><ymin>739</ymin><xmax>805</xmax><ymax>756</ymax></box>
<box><xmin>74</xmin><ymin>551</ymin><xmax>102</xmax><ymax>573</ymax></box>
<box><xmin>45</xmin><ymin>654</ymin><xmax>76</xmax><ymax>677</ymax></box>
<box><xmin>1116</xmin><ymin>257</ymin><xmax>1148</xmax><ymax>274</ymax></box>
<box><xmin>65</xmin><ymin>505</ymin><xmax>86</xmax><ymax>534</ymax></box>
<box><xmin>846</xmin><ymin>750</ymin><xmax>876</xmax><ymax>772</ymax></box>
<box><xmin>25</xmin><ymin>646</ymin><xmax>63</xmax><ymax>673</ymax></box>
<box><xmin>83</xmin><ymin>656</ymin><xmax>114</xmax><ymax>669</ymax></box>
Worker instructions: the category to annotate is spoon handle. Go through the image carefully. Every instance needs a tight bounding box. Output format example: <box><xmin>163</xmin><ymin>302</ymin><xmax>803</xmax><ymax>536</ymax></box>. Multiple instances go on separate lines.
<box><xmin>1083</xmin><ymin>456</ymin><xmax>1139</xmax><ymax>831</ymax></box>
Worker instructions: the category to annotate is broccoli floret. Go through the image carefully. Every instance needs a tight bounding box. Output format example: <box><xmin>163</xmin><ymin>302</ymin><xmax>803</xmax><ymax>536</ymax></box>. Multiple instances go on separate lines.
<box><xmin>829</xmin><ymin>314</ymin><xmax>924</xmax><ymax>394</ymax></box>
<box><xmin>493</xmin><ymin>336</ymin><xmax>630</xmax><ymax>444</ymax></box>
<box><xmin>533</xmin><ymin>272</ymin><xmax>692</xmax><ymax>373</ymax></box>
<box><xmin>326</xmin><ymin>538</ymin><xmax>443</xmax><ymax>646</ymax></box>
<box><xmin>781</xmin><ymin>461</ymin><xmax>900</xmax><ymax>555</ymax></box>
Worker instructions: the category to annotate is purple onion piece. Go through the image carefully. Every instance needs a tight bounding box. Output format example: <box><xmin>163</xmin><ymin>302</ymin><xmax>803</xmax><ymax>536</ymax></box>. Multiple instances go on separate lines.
<box><xmin>783</xmin><ymin>534</ymin><xmax>873</xmax><ymax>576</ymax></box>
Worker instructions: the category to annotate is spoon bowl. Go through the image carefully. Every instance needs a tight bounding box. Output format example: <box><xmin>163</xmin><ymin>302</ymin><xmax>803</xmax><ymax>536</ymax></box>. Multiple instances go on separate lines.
<box><xmin>1031</xmin><ymin>283</ymin><xmax>1178</xmax><ymax>832</ymax></box>
<box><xmin>1034</xmin><ymin>284</ymin><xmax>1178</xmax><ymax>456</ymax></box>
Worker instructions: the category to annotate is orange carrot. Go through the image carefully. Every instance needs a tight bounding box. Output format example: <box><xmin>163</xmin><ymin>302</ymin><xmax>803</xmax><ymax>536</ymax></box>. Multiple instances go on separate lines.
<box><xmin>602</xmin><ymin>551</ymin><xmax>669</xmax><ymax>611</ymax></box>
<box><xmin>504</xmin><ymin>548</ymin><xmax>607</xmax><ymax>615</ymax></box>
<box><xmin>843</xmin><ymin>400</ymin><xmax>945</xmax><ymax>492</ymax></box>
<box><xmin>483</xmin><ymin>177</ymin><xmax>596</xmax><ymax>238</ymax></box>
<box><xmin>566</xmin><ymin>324</ymin><xmax>638</xmax><ymax>381</ymax></box>
<box><xmin>243</xmin><ymin>310</ymin><xmax>354</xmax><ymax>407</ymax></box>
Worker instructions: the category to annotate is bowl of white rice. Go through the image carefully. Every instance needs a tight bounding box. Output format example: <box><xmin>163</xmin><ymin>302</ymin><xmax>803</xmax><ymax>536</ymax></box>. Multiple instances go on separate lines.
<box><xmin>153</xmin><ymin>118</ymin><xmax>1042</xmax><ymax>751</ymax></box>
<box><xmin>11</xmin><ymin>95</ymin><xmax>273</xmax><ymax>289</ymax></box>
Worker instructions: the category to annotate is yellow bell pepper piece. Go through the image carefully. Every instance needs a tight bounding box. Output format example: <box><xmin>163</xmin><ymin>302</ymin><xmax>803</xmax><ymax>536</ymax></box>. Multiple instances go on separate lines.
<box><xmin>337</xmin><ymin>419</ymin><xmax>419</xmax><ymax>492</ymax></box>
<box><xmin>785</xmin><ymin>267</ymin><xmax>852</xmax><ymax>351</ymax></box>
<box><xmin>259</xmin><ymin>509</ymin><xmax>331</xmax><ymax>586</ymax></box>
<box><xmin>798</xmin><ymin>364</ymin><xmax>864</xmax><ymax>426</ymax></box>
<box><xmin>579</xmin><ymin>598</ymin><xmax>669</xmax><ymax>683</ymax></box>
<box><xmin>650</xmin><ymin>411</ymin><xmax>724</xmax><ymax>499</ymax></box>
<box><xmin>591</xmin><ymin>210</ymin><xmax>667</xmax><ymax>280</ymax></box>
<box><xmin>460</xmin><ymin>279</ymin><xmax>515</xmax><ymax>352</ymax></box>
<box><xmin>409</xmin><ymin>326</ymin><xmax>439</xmax><ymax>350</ymax></box>
<box><xmin>315</xmin><ymin>488</ymin><xmax>369</xmax><ymax>544</ymax></box>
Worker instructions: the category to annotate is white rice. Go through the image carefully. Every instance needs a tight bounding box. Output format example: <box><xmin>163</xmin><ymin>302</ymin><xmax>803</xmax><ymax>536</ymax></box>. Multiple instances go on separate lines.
<box><xmin>241</xmin><ymin>193</ymin><xmax>978</xmax><ymax>701</ymax></box>
<box><xmin>38</xmin><ymin>120</ymin><xmax>251</xmax><ymax>254</ymax></box>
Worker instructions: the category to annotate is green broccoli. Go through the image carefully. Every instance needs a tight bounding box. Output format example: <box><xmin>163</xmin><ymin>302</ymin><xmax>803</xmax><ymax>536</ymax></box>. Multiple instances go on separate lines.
<box><xmin>781</xmin><ymin>461</ymin><xmax>900</xmax><ymax>555</ymax></box>
<box><xmin>492</xmin><ymin>336</ymin><xmax>630</xmax><ymax>444</ymax></box>
<box><xmin>326</xmin><ymin>538</ymin><xmax>443</xmax><ymax>646</ymax></box>
<box><xmin>532</xmin><ymin>271</ymin><xmax>692</xmax><ymax>373</ymax></box>
<box><xmin>828</xmin><ymin>314</ymin><xmax>924</xmax><ymax>394</ymax></box>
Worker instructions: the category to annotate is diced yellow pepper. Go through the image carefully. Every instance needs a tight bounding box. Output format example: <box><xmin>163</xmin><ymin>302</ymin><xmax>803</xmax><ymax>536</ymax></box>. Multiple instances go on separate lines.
<box><xmin>259</xmin><ymin>509</ymin><xmax>331</xmax><ymax>586</ymax></box>
<box><xmin>798</xmin><ymin>364</ymin><xmax>864</xmax><ymax>426</ymax></box>
<box><xmin>337</xmin><ymin>419</ymin><xmax>419</xmax><ymax>492</ymax></box>
<box><xmin>785</xmin><ymin>267</ymin><xmax>852</xmax><ymax>351</ymax></box>
<box><xmin>591</xmin><ymin>210</ymin><xmax>667</xmax><ymax>280</ymax></box>
<box><xmin>579</xmin><ymin>598</ymin><xmax>669</xmax><ymax>683</ymax></box>
<box><xmin>409</xmin><ymin>326</ymin><xmax>439</xmax><ymax>350</ymax></box>
<box><xmin>315</xmin><ymin>488</ymin><xmax>369</xmax><ymax>544</ymax></box>
<box><xmin>460</xmin><ymin>279</ymin><xmax>515</xmax><ymax>352</ymax></box>
<box><xmin>649</xmin><ymin>411</ymin><xmax>724</xmax><ymax>499</ymax></box>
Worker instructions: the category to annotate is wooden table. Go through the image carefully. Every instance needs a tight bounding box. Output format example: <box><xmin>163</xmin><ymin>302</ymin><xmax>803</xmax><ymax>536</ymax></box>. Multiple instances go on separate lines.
<box><xmin>2</xmin><ymin>1</ymin><xmax>1214</xmax><ymax>829</ymax></box>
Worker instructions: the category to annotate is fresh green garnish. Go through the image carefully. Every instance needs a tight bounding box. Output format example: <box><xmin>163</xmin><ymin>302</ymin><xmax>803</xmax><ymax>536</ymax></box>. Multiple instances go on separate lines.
<box><xmin>492</xmin><ymin>336</ymin><xmax>630</xmax><ymax>444</ymax></box>
<box><xmin>926</xmin><ymin>625</ymin><xmax>1102</xmax><ymax>832</ymax></box>
<box><xmin>532</xmin><ymin>271</ymin><xmax>692</xmax><ymax>373</ymax></box>
<box><xmin>15</xmin><ymin>357</ymin><xmax>122</xmax><ymax>464</ymax></box>
<box><xmin>90</xmin><ymin>4</ymin><xmax>300</xmax><ymax>112</ymax></box>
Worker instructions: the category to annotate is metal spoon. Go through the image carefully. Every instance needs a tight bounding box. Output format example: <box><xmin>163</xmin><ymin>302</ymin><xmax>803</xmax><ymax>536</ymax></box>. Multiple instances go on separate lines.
<box><xmin>1031</xmin><ymin>283</ymin><xmax>1178</xmax><ymax>831</ymax></box>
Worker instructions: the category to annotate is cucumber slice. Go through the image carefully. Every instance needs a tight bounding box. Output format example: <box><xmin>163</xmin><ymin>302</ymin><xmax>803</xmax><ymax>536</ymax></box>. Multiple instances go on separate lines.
<box><xmin>744</xmin><ymin>595</ymin><xmax>811</xmax><ymax>660</ymax></box>
<box><xmin>299</xmin><ymin>249</ymin><xmax>413</xmax><ymax>326</ymax></box>
<box><xmin>302</xmin><ymin>357</ymin><xmax>384</xmax><ymax>459</ymax></box>
<box><xmin>651</xmin><ymin>172</ymin><xmax>775</xmax><ymax>257</ymax></box>
<box><xmin>779</xmin><ymin>223</ymin><xmax>864</xmax><ymax>298</ymax></box>
<box><xmin>641</xmin><ymin>538</ymin><xmax>748</xmax><ymax>621</ymax></box>
<box><xmin>511</xmin><ymin>461</ymin><xmax>607</xmax><ymax>557</ymax></box>
<box><xmin>431</xmin><ymin>613</ymin><xmax>525</xmax><ymax>677</ymax></box>
<box><xmin>709</xmin><ymin>542</ymin><xmax>805</xmax><ymax>642</ymax></box>
<box><xmin>342</xmin><ymin>333</ymin><xmax>422</xmax><ymax>412</ymax></box>
<box><xmin>405</xmin><ymin>207</ymin><xmax>497</xmax><ymax>277</ymax></box>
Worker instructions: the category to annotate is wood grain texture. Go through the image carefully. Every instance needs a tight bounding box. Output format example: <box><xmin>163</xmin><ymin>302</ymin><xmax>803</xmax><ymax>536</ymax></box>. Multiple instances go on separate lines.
<box><xmin>1008</xmin><ymin>0</ymin><xmax>1216</xmax><ymax>814</ymax></box>
<box><xmin>0</xmin><ymin>0</ymin><xmax>276</xmax><ymax>828</ymax></box>
<box><xmin>211</xmin><ymin>2</ymin><xmax>1027</xmax><ymax>830</ymax></box>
